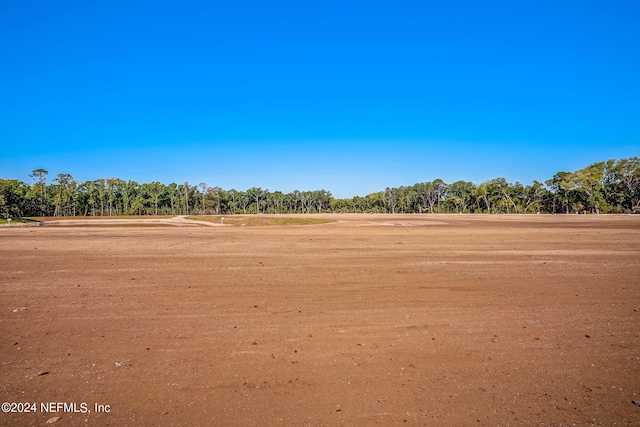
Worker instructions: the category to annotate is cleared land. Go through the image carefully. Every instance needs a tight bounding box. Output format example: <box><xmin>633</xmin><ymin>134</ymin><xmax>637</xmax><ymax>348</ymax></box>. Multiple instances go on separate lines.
<box><xmin>1</xmin><ymin>214</ymin><xmax>639</xmax><ymax>426</ymax></box>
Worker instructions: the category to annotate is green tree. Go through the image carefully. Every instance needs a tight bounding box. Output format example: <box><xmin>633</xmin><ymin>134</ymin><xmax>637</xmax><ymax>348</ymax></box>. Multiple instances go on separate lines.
<box><xmin>613</xmin><ymin>157</ymin><xmax>640</xmax><ymax>212</ymax></box>
<box><xmin>246</xmin><ymin>187</ymin><xmax>266</xmax><ymax>214</ymax></box>
<box><xmin>546</xmin><ymin>172</ymin><xmax>571</xmax><ymax>214</ymax></box>
<box><xmin>227</xmin><ymin>189</ymin><xmax>239</xmax><ymax>214</ymax></box>
<box><xmin>523</xmin><ymin>180</ymin><xmax>547</xmax><ymax>213</ymax></box>
<box><xmin>0</xmin><ymin>179</ymin><xmax>31</xmax><ymax>218</ymax></box>
<box><xmin>29</xmin><ymin>168</ymin><xmax>49</xmax><ymax>216</ymax></box>
<box><xmin>238</xmin><ymin>191</ymin><xmax>250</xmax><ymax>214</ymax></box>
<box><xmin>198</xmin><ymin>182</ymin><xmax>208</xmax><ymax>214</ymax></box>
<box><xmin>385</xmin><ymin>187</ymin><xmax>399</xmax><ymax>214</ymax></box>
<box><xmin>143</xmin><ymin>182</ymin><xmax>164</xmax><ymax>216</ymax></box>
<box><xmin>418</xmin><ymin>180</ymin><xmax>446</xmax><ymax>213</ymax></box>
<box><xmin>367</xmin><ymin>191</ymin><xmax>385</xmax><ymax>213</ymax></box>
<box><xmin>565</xmin><ymin>162</ymin><xmax>608</xmax><ymax>214</ymax></box>
<box><xmin>313</xmin><ymin>190</ymin><xmax>331</xmax><ymax>213</ymax></box>
<box><xmin>446</xmin><ymin>181</ymin><xmax>474</xmax><ymax>213</ymax></box>
<box><xmin>53</xmin><ymin>173</ymin><xmax>73</xmax><ymax>216</ymax></box>
<box><xmin>182</xmin><ymin>182</ymin><xmax>190</xmax><ymax>215</ymax></box>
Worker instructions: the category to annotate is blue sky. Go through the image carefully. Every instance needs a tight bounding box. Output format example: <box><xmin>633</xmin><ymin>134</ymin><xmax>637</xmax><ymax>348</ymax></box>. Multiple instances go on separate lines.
<box><xmin>1</xmin><ymin>1</ymin><xmax>638</xmax><ymax>198</ymax></box>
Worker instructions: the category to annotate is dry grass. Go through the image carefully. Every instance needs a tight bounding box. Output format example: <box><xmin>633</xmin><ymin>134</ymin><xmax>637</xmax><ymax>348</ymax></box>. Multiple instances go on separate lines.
<box><xmin>0</xmin><ymin>217</ymin><xmax>40</xmax><ymax>224</ymax></box>
<box><xmin>42</xmin><ymin>223</ymin><xmax>181</xmax><ymax>228</ymax></box>
<box><xmin>186</xmin><ymin>215</ymin><xmax>335</xmax><ymax>226</ymax></box>
<box><xmin>29</xmin><ymin>215</ymin><xmax>175</xmax><ymax>222</ymax></box>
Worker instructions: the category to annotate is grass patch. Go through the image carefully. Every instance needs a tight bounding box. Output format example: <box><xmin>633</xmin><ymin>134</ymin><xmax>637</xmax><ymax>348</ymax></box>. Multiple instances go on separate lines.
<box><xmin>44</xmin><ymin>223</ymin><xmax>186</xmax><ymax>228</ymax></box>
<box><xmin>31</xmin><ymin>215</ymin><xmax>175</xmax><ymax>222</ymax></box>
<box><xmin>1</xmin><ymin>217</ymin><xmax>41</xmax><ymax>224</ymax></box>
<box><xmin>186</xmin><ymin>215</ymin><xmax>335</xmax><ymax>226</ymax></box>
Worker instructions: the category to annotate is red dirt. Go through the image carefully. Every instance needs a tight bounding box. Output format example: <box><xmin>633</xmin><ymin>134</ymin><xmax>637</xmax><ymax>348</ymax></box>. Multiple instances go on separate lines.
<box><xmin>1</xmin><ymin>214</ymin><xmax>639</xmax><ymax>426</ymax></box>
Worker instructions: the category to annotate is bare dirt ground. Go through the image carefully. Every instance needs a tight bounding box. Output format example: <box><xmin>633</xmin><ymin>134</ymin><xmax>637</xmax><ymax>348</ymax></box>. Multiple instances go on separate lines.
<box><xmin>1</xmin><ymin>214</ymin><xmax>639</xmax><ymax>426</ymax></box>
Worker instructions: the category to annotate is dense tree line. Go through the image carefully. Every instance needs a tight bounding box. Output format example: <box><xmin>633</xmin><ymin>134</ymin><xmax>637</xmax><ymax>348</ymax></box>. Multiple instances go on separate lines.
<box><xmin>1</xmin><ymin>158</ymin><xmax>639</xmax><ymax>218</ymax></box>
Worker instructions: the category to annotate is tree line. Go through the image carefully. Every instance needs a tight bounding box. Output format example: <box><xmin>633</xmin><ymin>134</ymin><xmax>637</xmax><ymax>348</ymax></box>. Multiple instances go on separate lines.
<box><xmin>1</xmin><ymin>158</ymin><xmax>639</xmax><ymax>218</ymax></box>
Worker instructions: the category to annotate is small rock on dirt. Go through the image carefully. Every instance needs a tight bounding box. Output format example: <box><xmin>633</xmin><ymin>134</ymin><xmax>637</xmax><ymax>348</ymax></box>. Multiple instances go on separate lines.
<box><xmin>46</xmin><ymin>416</ymin><xmax>62</xmax><ymax>424</ymax></box>
<box><xmin>12</xmin><ymin>307</ymin><xmax>27</xmax><ymax>312</ymax></box>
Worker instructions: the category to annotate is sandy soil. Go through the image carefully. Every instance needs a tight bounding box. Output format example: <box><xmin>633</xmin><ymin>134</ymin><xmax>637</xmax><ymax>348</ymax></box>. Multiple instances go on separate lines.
<box><xmin>1</xmin><ymin>214</ymin><xmax>639</xmax><ymax>426</ymax></box>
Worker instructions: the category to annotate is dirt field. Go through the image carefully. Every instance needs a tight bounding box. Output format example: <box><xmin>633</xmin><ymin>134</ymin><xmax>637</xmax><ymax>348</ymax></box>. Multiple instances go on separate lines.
<box><xmin>1</xmin><ymin>214</ymin><xmax>639</xmax><ymax>426</ymax></box>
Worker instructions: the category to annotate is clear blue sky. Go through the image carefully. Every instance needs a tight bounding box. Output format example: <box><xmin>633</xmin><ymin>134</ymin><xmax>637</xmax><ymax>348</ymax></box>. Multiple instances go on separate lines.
<box><xmin>1</xmin><ymin>0</ymin><xmax>638</xmax><ymax>198</ymax></box>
